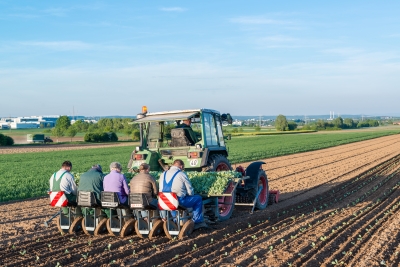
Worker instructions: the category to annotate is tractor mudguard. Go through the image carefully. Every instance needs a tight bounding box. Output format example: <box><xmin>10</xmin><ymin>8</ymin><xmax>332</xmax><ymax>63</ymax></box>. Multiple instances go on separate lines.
<box><xmin>244</xmin><ymin>161</ymin><xmax>266</xmax><ymax>190</ymax></box>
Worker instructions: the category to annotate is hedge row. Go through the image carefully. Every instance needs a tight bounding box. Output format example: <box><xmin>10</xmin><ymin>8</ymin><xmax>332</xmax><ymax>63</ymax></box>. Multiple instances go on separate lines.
<box><xmin>84</xmin><ymin>132</ymin><xmax>118</xmax><ymax>142</ymax></box>
<box><xmin>0</xmin><ymin>133</ymin><xmax>14</xmax><ymax>146</ymax></box>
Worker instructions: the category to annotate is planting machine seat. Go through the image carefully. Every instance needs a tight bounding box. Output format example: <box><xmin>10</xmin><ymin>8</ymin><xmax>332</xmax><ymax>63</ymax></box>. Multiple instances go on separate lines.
<box><xmin>162</xmin><ymin>204</ymin><xmax>194</xmax><ymax>240</ymax></box>
<box><xmin>78</xmin><ymin>191</ymin><xmax>107</xmax><ymax>236</ymax></box>
<box><xmin>46</xmin><ymin>190</ymin><xmax>82</xmax><ymax>234</ymax></box>
<box><xmin>101</xmin><ymin>192</ymin><xmax>135</xmax><ymax>237</ymax></box>
<box><xmin>129</xmin><ymin>193</ymin><xmax>163</xmax><ymax>240</ymax></box>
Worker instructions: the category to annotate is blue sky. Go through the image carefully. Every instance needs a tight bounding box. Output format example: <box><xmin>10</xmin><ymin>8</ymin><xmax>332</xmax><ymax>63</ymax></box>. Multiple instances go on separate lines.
<box><xmin>1</xmin><ymin>1</ymin><xmax>399</xmax><ymax>117</ymax></box>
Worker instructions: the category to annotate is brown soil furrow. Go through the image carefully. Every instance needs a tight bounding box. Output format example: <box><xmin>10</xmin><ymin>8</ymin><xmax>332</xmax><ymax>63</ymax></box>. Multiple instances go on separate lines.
<box><xmin>265</xmin><ymin>134</ymin><xmax>400</xmax><ymax>171</ymax></box>
<box><xmin>2</xmin><ymin>135</ymin><xmax>400</xmax><ymax>266</ymax></box>
<box><xmin>152</xmin><ymin>156</ymin><xmax>400</xmax><ymax>267</ymax></box>
<box><xmin>297</xmin><ymin>177</ymin><xmax>400</xmax><ymax>266</ymax></box>
<box><xmin>218</xmin><ymin>160</ymin><xmax>400</xmax><ymax>267</ymax></box>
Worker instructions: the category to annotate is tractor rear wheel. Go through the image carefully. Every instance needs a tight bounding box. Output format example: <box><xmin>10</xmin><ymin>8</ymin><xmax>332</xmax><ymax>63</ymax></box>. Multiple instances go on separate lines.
<box><xmin>202</xmin><ymin>154</ymin><xmax>232</xmax><ymax>172</ymax></box>
<box><xmin>247</xmin><ymin>170</ymin><xmax>269</xmax><ymax>210</ymax></box>
<box><xmin>203</xmin><ymin>154</ymin><xmax>235</xmax><ymax>222</ymax></box>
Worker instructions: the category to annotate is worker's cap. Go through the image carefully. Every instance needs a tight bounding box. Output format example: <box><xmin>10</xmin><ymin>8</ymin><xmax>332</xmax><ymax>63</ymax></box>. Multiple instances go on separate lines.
<box><xmin>92</xmin><ymin>164</ymin><xmax>102</xmax><ymax>171</ymax></box>
<box><xmin>110</xmin><ymin>162</ymin><xmax>122</xmax><ymax>170</ymax></box>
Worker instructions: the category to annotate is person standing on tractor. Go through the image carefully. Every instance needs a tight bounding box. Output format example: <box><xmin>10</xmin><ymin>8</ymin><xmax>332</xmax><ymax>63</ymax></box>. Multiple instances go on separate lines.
<box><xmin>176</xmin><ymin>119</ymin><xmax>198</xmax><ymax>145</ymax></box>
<box><xmin>49</xmin><ymin>160</ymin><xmax>81</xmax><ymax>216</ymax></box>
<box><xmin>78</xmin><ymin>164</ymin><xmax>104</xmax><ymax>205</ymax></box>
<box><xmin>159</xmin><ymin>159</ymin><xmax>207</xmax><ymax>229</ymax></box>
<box><xmin>103</xmin><ymin>162</ymin><xmax>130</xmax><ymax>205</ymax></box>
<box><xmin>130</xmin><ymin>163</ymin><xmax>158</xmax><ymax>217</ymax></box>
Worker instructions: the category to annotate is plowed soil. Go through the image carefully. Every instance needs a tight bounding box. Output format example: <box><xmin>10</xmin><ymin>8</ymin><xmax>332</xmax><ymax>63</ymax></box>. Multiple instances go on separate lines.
<box><xmin>1</xmin><ymin>134</ymin><xmax>400</xmax><ymax>267</ymax></box>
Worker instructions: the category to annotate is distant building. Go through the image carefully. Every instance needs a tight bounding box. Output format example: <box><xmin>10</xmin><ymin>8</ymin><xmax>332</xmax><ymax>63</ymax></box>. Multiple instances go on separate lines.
<box><xmin>0</xmin><ymin>116</ymin><xmax>60</xmax><ymax>129</ymax></box>
<box><xmin>232</xmin><ymin>120</ymin><xmax>243</xmax><ymax>126</ymax></box>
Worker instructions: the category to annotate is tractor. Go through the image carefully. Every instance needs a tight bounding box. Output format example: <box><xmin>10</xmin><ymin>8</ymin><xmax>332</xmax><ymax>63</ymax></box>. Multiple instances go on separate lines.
<box><xmin>128</xmin><ymin>107</ymin><xmax>278</xmax><ymax>223</ymax></box>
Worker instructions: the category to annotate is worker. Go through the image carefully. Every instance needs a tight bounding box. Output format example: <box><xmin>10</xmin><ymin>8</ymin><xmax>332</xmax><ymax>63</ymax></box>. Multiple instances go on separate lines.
<box><xmin>78</xmin><ymin>164</ymin><xmax>104</xmax><ymax>205</ymax></box>
<box><xmin>130</xmin><ymin>163</ymin><xmax>158</xmax><ymax>217</ymax></box>
<box><xmin>103</xmin><ymin>162</ymin><xmax>130</xmax><ymax>205</ymax></box>
<box><xmin>49</xmin><ymin>160</ymin><xmax>81</xmax><ymax>216</ymax></box>
<box><xmin>175</xmin><ymin>119</ymin><xmax>198</xmax><ymax>145</ymax></box>
<box><xmin>159</xmin><ymin>159</ymin><xmax>207</xmax><ymax>229</ymax></box>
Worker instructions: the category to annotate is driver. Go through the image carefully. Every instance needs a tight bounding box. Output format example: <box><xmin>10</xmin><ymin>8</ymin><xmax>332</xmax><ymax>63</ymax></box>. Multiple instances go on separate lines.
<box><xmin>175</xmin><ymin>119</ymin><xmax>198</xmax><ymax>145</ymax></box>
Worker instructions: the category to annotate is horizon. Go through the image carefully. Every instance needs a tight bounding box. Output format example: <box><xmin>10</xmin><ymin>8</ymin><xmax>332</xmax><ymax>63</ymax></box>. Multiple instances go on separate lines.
<box><xmin>1</xmin><ymin>1</ymin><xmax>399</xmax><ymax>116</ymax></box>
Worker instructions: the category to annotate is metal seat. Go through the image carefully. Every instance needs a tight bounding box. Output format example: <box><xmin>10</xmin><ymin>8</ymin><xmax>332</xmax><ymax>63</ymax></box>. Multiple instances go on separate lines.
<box><xmin>170</xmin><ymin>128</ymin><xmax>191</xmax><ymax>147</ymax></box>
<box><xmin>77</xmin><ymin>191</ymin><xmax>98</xmax><ymax>207</ymax></box>
<box><xmin>129</xmin><ymin>193</ymin><xmax>157</xmax><ymax>210</ymax></box>
<box><xmin>101</xmin><ymin>191</ymin><xmax>121</xmax><ymax>208</ymax></box>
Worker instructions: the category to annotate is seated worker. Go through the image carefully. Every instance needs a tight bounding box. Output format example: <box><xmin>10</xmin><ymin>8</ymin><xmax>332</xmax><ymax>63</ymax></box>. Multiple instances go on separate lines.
<box><xmin>159</xmin><ymin>159</ymin><xmax>207</xmax><ymax>229</ymax></box>
<box><xmin>103</xmin><ymin>162</ymin><xmax>130</xmax><ymax>205</ymax></box>
<box><xmin>130</xmin><ymin>163</ymin><xmax>158</xmax><ymax>217</ymax></box>
<box><xmin>49</xmin><ymin>160</ymin><xmax>82</xmax><ymax>216</ymax></box>
<box><xmin>78</xmin><ymin>164</ymin><xmax>104</xmax><ymax>206</ymax></box>
<box><xmin>175</xmin><ymin>119</ymin><xmax>198</xmax><ymax>145</ymax></box>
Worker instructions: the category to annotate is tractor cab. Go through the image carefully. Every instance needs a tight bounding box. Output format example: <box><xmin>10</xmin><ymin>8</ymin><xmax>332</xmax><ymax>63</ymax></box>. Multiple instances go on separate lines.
<box><xmin>128</xmin><ymin>107</ymin><xmax>233</xmax><ymax>172</ymax></box>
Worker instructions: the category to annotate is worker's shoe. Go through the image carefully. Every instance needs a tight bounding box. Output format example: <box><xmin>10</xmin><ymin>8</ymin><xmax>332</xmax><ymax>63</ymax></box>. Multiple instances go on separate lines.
<box><xmin>193</xmin><ymin>221</ymin><xmax>208</xmax><ymax>230</ymax></box>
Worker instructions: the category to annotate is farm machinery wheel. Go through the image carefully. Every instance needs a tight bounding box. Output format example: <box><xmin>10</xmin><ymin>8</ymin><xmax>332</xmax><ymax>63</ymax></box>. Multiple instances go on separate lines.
<box><xmin>68</xmin><ymin>217</ymin><xmax>83</xmax><ymax>234</ymax></box>
<box><xmin>248</xmin><ymin>170</ymin><xmax>269</xmax><ymax>210</ymax></box>
<box><xmin>178</xmin><ymin>220</ymin><xmax>194</xmax><ymax>240</ymax></box>
<box><xmin>203</xmin><ymin>154</ymin><xmax>235</xmax><ymax>221</ymax></box>
<box><xmin>120</xmin><ymin>219</ymin><xmax>135</xmax><ymax>238</ymax></box>
<box><xmin>94</xmin><ymin>218</ymin><xmax>108</xmax><ymax>236</ymax></box>
<box><xmin>56</xmin><ymin>217</ymin><xmax>69</xmax><ymax>234</ymax></box>
<box><xmin>202</xmin><ymin>154</ymin><xmax>232</xmax><ymax>172</ymax></box>
<box><xmin>135</xmin><ymin>218</ymin><xmax>148</xmax><ymax>239</ymax></box>
<box><xmin>163</xmin><ymin>221</ymin><xmax>178</xmax><ymax>240</ymax></box>
<box><xmin>148</xmin><ymin>219</ymin><xmax>164</xmax><ymax>240</ymax></box>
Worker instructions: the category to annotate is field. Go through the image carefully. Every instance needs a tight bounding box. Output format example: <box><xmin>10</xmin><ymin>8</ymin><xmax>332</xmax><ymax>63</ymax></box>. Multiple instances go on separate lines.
<box><xmin>0</xmin><ymin>130</ymin><xmax>399</xmax><ymax>202</ymax></box>
<box><xmin>1</xmin><ymin>133</ymin><xmax>400</xmax><ymax>266</ymax></box>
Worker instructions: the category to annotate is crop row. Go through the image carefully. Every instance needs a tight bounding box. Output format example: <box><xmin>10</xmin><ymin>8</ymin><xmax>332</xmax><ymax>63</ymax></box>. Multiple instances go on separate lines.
<box><xmin>0</xmin><ymin>130</ymin><xmax>399</xmax><ymax>202</ymax></box>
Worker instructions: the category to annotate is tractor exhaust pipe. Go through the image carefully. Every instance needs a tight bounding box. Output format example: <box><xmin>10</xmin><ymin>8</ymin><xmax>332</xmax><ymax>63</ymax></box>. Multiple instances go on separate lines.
<box><xmin>43</xmin><ymin>211</ymin><xmax>61</xmax><ymax>228</ymax></box>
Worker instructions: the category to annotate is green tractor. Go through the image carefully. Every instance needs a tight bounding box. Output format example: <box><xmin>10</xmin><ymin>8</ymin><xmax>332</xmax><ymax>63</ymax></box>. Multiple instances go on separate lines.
<box><xmin>128</xmin><ymin>107</ymin><xmax>233</xmax><ymax>172</ymax></box>
<box><xmin>127</xmin><ymin>107</ymin><xmax>277</xmax><ymax>222</ymax></box>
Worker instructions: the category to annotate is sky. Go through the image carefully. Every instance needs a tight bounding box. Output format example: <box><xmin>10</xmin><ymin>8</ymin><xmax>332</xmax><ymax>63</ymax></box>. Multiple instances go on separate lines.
<box><xmin>0</xmin><ymin>0</ymin><xmax>399</xmax><ymax>117</ymax></box>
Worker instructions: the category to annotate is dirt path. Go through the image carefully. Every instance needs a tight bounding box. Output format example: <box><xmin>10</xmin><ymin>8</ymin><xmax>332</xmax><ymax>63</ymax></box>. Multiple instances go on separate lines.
<box><xmin>1</xmin><ymin>135</ymin><xmax>400</xmax><ymax>266</ymax></box>
<box><xmin>0</xmin><ymin>142</ymin><xmax>136</xmax><ymax>154</ymax></box>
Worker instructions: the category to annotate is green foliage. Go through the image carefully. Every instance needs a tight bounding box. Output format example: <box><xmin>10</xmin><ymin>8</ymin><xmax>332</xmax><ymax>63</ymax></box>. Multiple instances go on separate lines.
<box><xmin>287</xmin><ymin>121</ymin><xmax>297</xmax><ymax>131</ymax></box>
<box><xmin>227</xmin><ymin>130</ymin><xmax>400</xmax><ymax>164</ymax></box>
<box><xmin>275</xmin><ymin>114</ymin><xmax>289</xmax><ymax>131</ymax></box>
<box><xmin>55</xmin><ymin>116</ymin><xmax>71</xmax><ymax>131</ymax></box>
<box><xmin>0</xmin><ymin>133</ymin><xmax>14</xmax><ymax>146</ymax></box>
<box><xmin>84</xmin><ymin>132</ymin><xmax>118</xmax><ymax>142</ymax></box>
<box><xmin>254</xmin><ymin>126</ymin><xmax>261</xmax><ymax>131</ymax></box>
<box><xmin>131</xmin><ymin>130</ymin><xmax>140</xmax><ymax>141</ymax></box>
<box><xmin>0</xmin><ymin>129</ymin><xmax>399</xmax><ymax>202</ymax></box>
<box><xmin>51</xmin><ymin>127</ymin><xmax>65</xmax><ymax>142</ymax></box>
<box><xmin>65</xmin><ymin>127</ymin><xmax>78</xmax><ymax>141</ymax></box>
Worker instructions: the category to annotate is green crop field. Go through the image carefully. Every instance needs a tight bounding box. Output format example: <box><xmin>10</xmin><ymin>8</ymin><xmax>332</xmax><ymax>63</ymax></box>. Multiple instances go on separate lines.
<box><xmin>0</xmin><ymin>129</ymin><xmax>399</xmax><ymax>202</ymax></box>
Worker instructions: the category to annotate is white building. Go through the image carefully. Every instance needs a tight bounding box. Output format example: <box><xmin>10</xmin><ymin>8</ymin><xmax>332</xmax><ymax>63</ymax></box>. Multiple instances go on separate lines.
<box><xmin>0</xmin><ymin>116</ymin><xmax>60</xmax><ymax>129</ymax></box>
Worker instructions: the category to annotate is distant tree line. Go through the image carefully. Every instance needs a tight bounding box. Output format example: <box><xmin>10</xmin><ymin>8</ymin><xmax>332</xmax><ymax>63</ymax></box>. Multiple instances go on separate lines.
<box><xmin>302</xmin><ymin>117</ymin><xmax>379</xmax><ymax>131</ymax></box>
<box><xmin>49</xmin><ymin>116</ymin><xmax>139</xmax><ymax>142</ymax></box>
